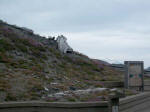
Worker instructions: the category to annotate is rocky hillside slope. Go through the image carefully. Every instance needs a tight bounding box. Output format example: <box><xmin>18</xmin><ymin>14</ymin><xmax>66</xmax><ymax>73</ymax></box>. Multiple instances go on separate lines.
<box><xmin>0</xmin><ymin>20</ymin><xmax>123</xmax><ymax>102</ymax></box>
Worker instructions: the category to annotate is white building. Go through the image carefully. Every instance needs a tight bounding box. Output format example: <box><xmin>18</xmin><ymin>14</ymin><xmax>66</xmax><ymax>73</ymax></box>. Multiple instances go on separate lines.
<box><xmin>56</xmin><ymin>35</ymin><xmax>73</xmax><ymax>53</ymax></box>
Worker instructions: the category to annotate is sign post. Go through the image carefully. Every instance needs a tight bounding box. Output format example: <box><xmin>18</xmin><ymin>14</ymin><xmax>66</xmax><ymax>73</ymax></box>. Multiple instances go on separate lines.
<box><xmin>124</xmin><ymin>61</ymin><xmax>144</xmax><ymax>91</ymax></box>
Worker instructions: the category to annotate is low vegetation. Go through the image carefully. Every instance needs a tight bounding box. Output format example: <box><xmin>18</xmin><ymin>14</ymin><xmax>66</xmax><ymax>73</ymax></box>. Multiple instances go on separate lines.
<box><xmin>0</xmin><ymin>20</ymin><xmax>124</xmax><ymax>102</ymax></box>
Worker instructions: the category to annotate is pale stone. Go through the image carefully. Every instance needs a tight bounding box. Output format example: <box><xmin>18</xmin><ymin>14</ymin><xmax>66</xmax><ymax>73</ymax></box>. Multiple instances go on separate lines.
<box><xmin>56</xmin><ymin>35</ymin><xmax>73</xmax><ymax>53</ymax></box>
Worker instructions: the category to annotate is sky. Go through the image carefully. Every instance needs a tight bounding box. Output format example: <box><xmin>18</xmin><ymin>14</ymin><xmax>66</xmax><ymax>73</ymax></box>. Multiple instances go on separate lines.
<box><xmin>0</xmin><ymin>0</ymin><xmax>150</xmax><ymax>68</ymax></box>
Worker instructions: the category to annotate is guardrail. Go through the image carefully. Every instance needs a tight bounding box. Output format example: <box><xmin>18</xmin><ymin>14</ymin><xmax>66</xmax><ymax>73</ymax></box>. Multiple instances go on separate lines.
<box><xmin>144</xmin><ymin>80</ymin><xmax>150</xmax><ymax>91</ymax></box>
<box><xmin>0</xmin><ymin>101</ymin><xmax>109</xmax><ymax>112</ymax></box>
<box><xmin>120</xmin><ymin>92</ymin><xmax>150</xmax><ymax>112</ymax></box>
<box><xmin>0</xmin><ymin>92</ymin><xmax>150</xmax><ymax>112</ymax></box>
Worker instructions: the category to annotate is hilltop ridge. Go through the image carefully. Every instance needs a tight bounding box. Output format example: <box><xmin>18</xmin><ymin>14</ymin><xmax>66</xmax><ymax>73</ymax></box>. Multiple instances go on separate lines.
<box><xmin>0</xmin><ymin>20</ymin><xmax>123</xmax><ymax>102</ymax></box>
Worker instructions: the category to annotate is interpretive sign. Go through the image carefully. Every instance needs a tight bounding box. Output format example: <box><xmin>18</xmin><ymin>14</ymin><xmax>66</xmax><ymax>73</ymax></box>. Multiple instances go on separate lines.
<box><xmin>124</xmin><ymin>61</ymin><xmax>144</xmax><ymax>91</ymax></box>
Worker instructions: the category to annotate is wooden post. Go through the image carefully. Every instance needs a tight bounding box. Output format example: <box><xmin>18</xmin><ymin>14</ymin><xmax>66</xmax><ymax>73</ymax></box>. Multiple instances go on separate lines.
<box><xmin>109</xmin><ymin>95</ymin><xmax>119</xmax><ymax>112</ymax></box>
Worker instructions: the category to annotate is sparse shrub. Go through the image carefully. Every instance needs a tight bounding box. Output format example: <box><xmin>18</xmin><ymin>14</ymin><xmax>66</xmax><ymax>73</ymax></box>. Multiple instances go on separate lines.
<box><xmin>0</xmin><ymin>53</ymin><xmax>11</xmax><ymax>63</ymax></box>
<box><xmin>30</xmin><ymin>64</ymin><xmax>43</xmax><ymax>72</ymax></box>
<box><xmin>49</xmin><ymin>48</ymin><xmax>62</xmax><ymax>58</ymax></box>
<box><xmin>79</xmin><ymin>96</ymin><xmax>90</xmax><ymax>102</ymax></box>
<box><xmin>47</xmin><ymin>78</ymin><xmax>54</xmax><ymax>82</ymax></box>
<box><xmin>5</xmin><ymin>93</ymin><xmax>17</xmax><ymax>101</ymax></box>
<box><xmin>94</xmin><ymin>83</ymin><xmax>103</xmax><ymax>88</ymax></box>
<box><xmin>9</xmin><ymin>62</ymin><xmax>18</xmax><ymax>68</ymax></box>
<box><xmin>30</xmin><ymin>47</ymin><xmax>40</xmax><ymax>56</ymax></box>
<box><xmin>16</xmin><ymin>43</ymin><xmax>28</xmax><ymax>52</ymax></box>
<box><xmin>10</xmin><ymin>37</ymin><xmax>44</xmax><ymax>53</ymax></box>
<box><xmin>30</xmin><ymin>47</ymin><xmax>47</xmax><ymax>60</ymax></box>
<box><xmin>54</xmin><ymin>51</ymin><xmax>62</xmax><ymax>58</ymax></box>
<box><xmin>46</xmin><ymin>97</ymin><xmax>58</xmax><ymax>102</ymax></box>
<box><xmin>67</xmin><ymin>97</ymin><xmax>76</xmax><ymax>102</ymax></box>
<box><xmin>64</xmin><ymin>56</ymin><xmax>73</xmax><ymax>62</ymax></box>
<box><xmin>10</xmin><ymin>37</ymin><xmax>30</xmax><ymax>46</ymax></box>
<box><xmin>49</xmin><ymin>48</ymin><xmax>55</xmax><ymax>53</ymax></box>
<box><xmin>37</xmin><ymin>46</ymin><xmax>46</xmax><ymax>52</ymax></box>
<box><xmin>0</xmin><ymin>80</ymin><xmax>10</xmax><ymax>91</ymax></box>
<box><xmin>41</xmin><ymin>54</ymin><xmax>48</xmax><ymax>60</ymax></box>
<box><xmin>28</xmin><ymin>92</ymin><xmax>41</xmax><ymax>100</ymax></box>
<box><xmin>58</xmin><ymin>63</ymin><xmax>66</xmax><ymax>69</ymax></box>
<box><xmin>26</xmin><ymin>38</ymin><xmax>44</xmax><ymax>47</ymax></box>
<box><xmin>0</xmin><ymin>38</ymin><xmax>14</xmax><ymax>52</ymax></box>
<box><xmin>27</xmin><ymin>78</ymin><xmax>44</xmax><ymax>94</ymax></box>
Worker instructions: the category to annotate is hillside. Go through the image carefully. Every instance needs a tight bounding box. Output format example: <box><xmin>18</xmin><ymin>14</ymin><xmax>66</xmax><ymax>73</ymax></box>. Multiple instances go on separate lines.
<box><xmin>0</xmin><ymin>20</ymin><xmax>124</xmax><ymax>102</ymax></box>
<box><xmin>146</xmin><ymin>67</ymin><xmax>150</xmax><ymax>71</ymax></box>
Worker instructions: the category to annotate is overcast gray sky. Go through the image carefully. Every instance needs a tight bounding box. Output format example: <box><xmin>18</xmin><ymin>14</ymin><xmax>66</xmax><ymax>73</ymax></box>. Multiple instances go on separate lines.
<box><xmin>0</xmin><ymin>0</ymin><xmax>150</xmax><ymax>67</ymax></box>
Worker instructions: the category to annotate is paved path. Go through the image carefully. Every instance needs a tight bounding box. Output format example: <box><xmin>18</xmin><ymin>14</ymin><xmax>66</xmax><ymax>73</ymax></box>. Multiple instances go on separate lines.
<box><xmin>136</xmin><ymin>107</ymin><xmax>150</xmax><ymax>112</ymax></box>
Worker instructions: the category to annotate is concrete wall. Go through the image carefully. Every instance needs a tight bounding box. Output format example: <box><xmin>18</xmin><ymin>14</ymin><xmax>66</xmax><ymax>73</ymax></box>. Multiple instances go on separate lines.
<box><xmin>0</xmin><ymin>101</ymin><xmax>109</xmax><ymax>112</ymax></box>
<box><xmin>119</xmin><ymin>92</ymin><xmax>150</xmax><ymax>112</ymax></box>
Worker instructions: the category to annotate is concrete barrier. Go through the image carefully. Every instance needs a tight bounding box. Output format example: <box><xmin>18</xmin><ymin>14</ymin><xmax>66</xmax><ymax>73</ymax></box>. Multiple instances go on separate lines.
<box><xmin>119</xmin><ymin>92</ymin><xmax>150</xmax><ymax>112</ymax></box>
<box><xmin>0</xmin><ymin>101</ymin><xmax>109</xmax><ymax>112</ymax></box>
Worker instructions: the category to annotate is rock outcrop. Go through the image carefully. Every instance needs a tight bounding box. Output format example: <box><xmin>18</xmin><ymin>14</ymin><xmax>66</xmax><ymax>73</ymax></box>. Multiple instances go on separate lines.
<box><xmin>56</xmin><ymin>35</ymin><xmax>73</xmax><ymax>53</ymax></box>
